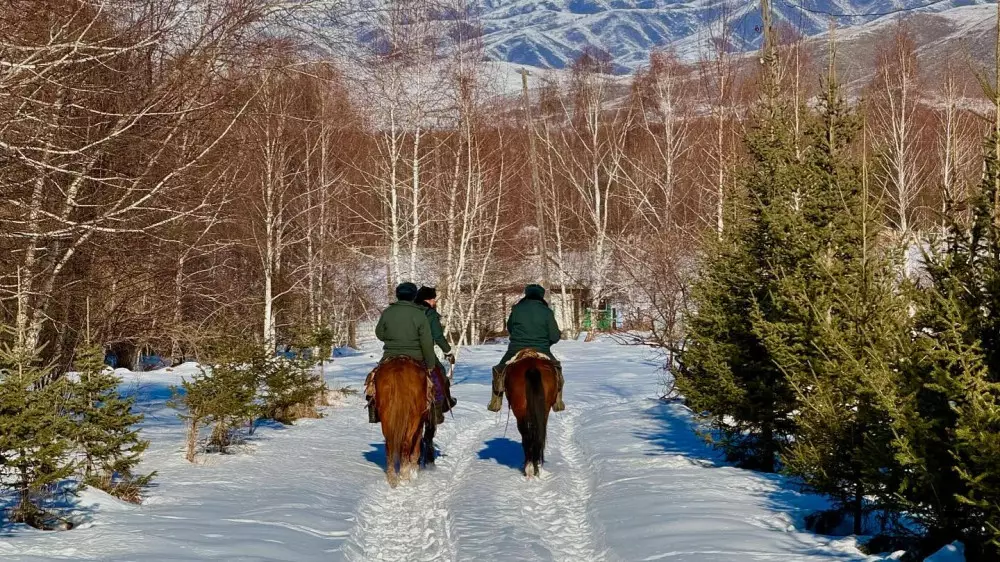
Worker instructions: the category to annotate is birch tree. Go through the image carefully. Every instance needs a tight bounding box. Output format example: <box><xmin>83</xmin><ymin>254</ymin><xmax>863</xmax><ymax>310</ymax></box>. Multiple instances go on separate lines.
<box><xmin>627</xmin><ymin>49</ymin><xmax>695</xmax><ymax>232</ymax></box>
<box><xmin>869</xmin><ymin>25</ymin><xmax>926</xmax><ymax>269</ymax></box>
<box><xmin>352</xmin><ymin>0</ymin><xmax>449</xmax><ymax>289</ymax></box>
<box><xmin>436</xmin><ymin>11</ymin><xmax>507</xmax><ymax>347</ymax></box>
<box><xmin>698</xmin><ymin>8</ymin><xmax>739</xmax><ymax>237</ymax></box>
<box><xmin>241</xmin><ymin>68</ymin><xmax>325</xmax><ymax>353</ymax></box>
<box><xmin>936</xmin><ymin>62</ymin><xmax>981</xmax><ymax>232</ymax></box>
<box><xmin>545</xmin><ymin>49</ymin><xmax>632</xmax><ymax>309</ymax></box>
<box><xmin>0</xmin><ymin>0</ymin><xmax>279</xmax><ymax>355</ymax></box>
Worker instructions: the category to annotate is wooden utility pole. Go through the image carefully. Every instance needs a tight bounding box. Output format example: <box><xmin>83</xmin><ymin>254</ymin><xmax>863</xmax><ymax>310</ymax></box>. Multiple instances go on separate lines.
<box><xmin>519</xmin><ymin>67</ymin><xmax>550</xmax><ymax>286</ymax></box>
<box><xmin>761</xmin><ymin>0</ymin><xmax>777</xmax><ymax>82</ymax></box>
<box><xmin>994</xmin><ymin>0</ymin><xmax>999</xmax><ymax>226</ymax></box>
<box><xmin>759</xmin><ymin>0</ymin><xmax>781</xmax><ymax>144</ymax></box>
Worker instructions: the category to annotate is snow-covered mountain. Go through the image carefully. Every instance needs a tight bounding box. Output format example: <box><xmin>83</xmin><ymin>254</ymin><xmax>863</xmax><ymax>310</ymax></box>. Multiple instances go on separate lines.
<box><xmin>464</xmin><ymin>0</ymin><xmax>992</xmax><ymax>72</ymax></box>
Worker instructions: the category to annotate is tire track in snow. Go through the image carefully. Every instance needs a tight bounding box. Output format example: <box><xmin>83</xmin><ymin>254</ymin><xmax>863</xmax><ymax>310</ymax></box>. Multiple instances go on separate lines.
<box><xmin>344</xmin><ymin>416</ymin><xmax>496</xmax><ymax>562</ymax></box>
<box><xmin>512</xmin><ymin>408</ymin><xmax>607</xmax><ymax>561</ymax></box>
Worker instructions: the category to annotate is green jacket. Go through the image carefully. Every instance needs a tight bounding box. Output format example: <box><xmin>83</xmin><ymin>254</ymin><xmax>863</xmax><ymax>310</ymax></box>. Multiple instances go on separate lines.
<box><xmin>419</xmin><ymin>304</ymin><xmax>452</xmax><ymax>355</ymax></box>
<box><xmin>506</xmin><ymin>295</ymin><xmax>561</xmax><ymax>355</ymax></box>
<box><xmin>375</xmin><ymin>300</ymin><xmax>437</xmax><ymax>369</ymax></box>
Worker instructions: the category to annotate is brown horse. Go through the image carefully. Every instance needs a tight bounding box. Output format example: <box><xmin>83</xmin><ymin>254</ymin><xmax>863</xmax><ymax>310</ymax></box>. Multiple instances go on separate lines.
<box><xmin>373</xmin><ymin>357</ymin><xmax>435</xmax><ymax>487</ymax></box>
<box><xmin>503</xmin><ymin>350</ymin><xmax>559</xmax><ymax>478</ymax></box>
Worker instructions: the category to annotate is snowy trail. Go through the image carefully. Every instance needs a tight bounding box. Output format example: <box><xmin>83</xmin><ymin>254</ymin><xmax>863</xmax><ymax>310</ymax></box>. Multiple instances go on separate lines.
<box><xmin>1</xmin><ymin>338</ymin><xmax>883</xmax><ymax>561</ymax></box>
<box><xmin>344</xmin><ymin>416</ymin><xmax>496</xmax><ymax>561</ymax></box>
<box><xmin>483</xmin><ymin>407</ymin><xmax>608</xmax><ymax>562</ymax></box>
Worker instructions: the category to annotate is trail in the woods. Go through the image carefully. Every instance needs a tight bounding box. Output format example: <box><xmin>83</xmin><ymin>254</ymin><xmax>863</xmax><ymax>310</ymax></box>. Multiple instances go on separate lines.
<box><xmin>0</xmin><ymin>339</ymin><xmax>879</xmax><ymax>561</ymax></box>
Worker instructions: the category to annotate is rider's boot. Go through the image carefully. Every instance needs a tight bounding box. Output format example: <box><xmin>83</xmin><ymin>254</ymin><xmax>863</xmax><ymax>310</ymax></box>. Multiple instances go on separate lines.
<box><xmin>487</xmin><ymin>366</ymin><xmax>505</xmax><ymax>412</ymax></box>
<box><xmin>367</xmin><ymin>397</ymin><xmax>380</xmax><ymax>423</ymax></box>
<box><xmin>552</xmin><ymin>361</ymin><xmax>565</xmax><ymax>412</ymax></box>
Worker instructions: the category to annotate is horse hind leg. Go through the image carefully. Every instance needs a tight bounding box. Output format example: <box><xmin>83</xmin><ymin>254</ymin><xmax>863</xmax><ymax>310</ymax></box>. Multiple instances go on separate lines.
<box><xmin>400</xmin><ymin>420</ymin><xmax>423</xmax><ymax>481</ymax></box>
<box><xmin>383</xmin><ymin>417</ymin><xmax>404</xmax><ymax>488</ymax></box>
<box><xmin>523</xmin><ymin>457</ymin><xmax>540</xmax><ymax>479</ymax></box>
<box><xmin>400</xmin><ymin>446</ymin><xmax>417</xmax><ymax>482</ymax></box>
<box><xmin>518</xmin><ymin>420</ymin><xmax>540</xmax><ymax>479</ymax></box>
<box><xmin>526</xmin><ymin>442</ymin><xmax>541</xmax><ymax>479</ymax></box>
<box><xmin>385</xmin><ymin>441</ymin><xmax>401</xmax><ymax>488</ymax></box>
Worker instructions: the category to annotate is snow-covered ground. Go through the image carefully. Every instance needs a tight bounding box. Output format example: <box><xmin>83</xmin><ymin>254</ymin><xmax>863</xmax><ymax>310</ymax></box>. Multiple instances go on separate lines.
<box><xmin>1</xmin><ymin>337</ymin><xmax>905</xmax><ymax>561</ymax></box>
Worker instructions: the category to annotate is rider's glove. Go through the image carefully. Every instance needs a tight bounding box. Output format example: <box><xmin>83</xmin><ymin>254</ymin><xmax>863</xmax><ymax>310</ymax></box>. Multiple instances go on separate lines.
<box><xmin>445</xmin><ymin>353</ymin><xmax>456</xmax><ymax>365</ymax></box>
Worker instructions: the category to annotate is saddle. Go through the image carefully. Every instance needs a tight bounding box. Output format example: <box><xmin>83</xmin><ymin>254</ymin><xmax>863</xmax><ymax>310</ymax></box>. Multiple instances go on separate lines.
<box><xmin>505</xmin><ymin>348</ymin><xmax>553</xmax><ymax>367</ymax></box>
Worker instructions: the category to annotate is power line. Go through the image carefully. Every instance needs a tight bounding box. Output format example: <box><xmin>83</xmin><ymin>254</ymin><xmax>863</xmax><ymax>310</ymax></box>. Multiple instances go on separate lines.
<box><xmin>780</xmin><ymin>0</ymin><xmax>953</xmax><ymax>19</ymax></box>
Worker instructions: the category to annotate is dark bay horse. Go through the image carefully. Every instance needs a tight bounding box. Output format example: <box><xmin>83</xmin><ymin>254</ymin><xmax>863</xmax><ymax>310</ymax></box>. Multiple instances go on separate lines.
<box><xmin>503</xmin><ymin>350</ymin><xmax>559</xmax><ymax>478</ymax></box>
<box><xmin>373</xmin><ymin>357</ymin><xmax>436</xmax><ymax>487</ymax></box>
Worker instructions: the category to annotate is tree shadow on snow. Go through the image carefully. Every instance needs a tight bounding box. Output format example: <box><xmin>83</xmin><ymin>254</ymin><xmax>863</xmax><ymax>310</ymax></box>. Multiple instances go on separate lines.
<box><xmin>636</xmin><ymin>400</ymin><xmax>867</xmax><ymax>559</ymax></box>
<box><xmin>0</xmin><ymin>493</ymin><xmax>16</xmax><ymax>535</ymax></box>
<box><xmin>477</xmin><ymin>437</ymin><xmax>524</xmax><ymax>471</ymax></box>
<box><xmin>0</xmin><ymin>481</ymin><xmax>94</xmax><ymax>535</ymax></box>
<box><xmin>634</xmin><ymin>399</ymin><xmax>723</xmax><ymax>466</ymax></box>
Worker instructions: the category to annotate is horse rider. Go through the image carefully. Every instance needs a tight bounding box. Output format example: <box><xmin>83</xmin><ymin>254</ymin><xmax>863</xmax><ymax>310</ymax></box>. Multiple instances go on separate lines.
<box><xmin>366</xmin><ymin>282</ymin><xmax>437</xmax><ymax>423</ymax></box>
<box><xmin>488</xmin><ymin>284</ymin><xmax>564</xmax><ymax>413</ymax></box>
<box><xmin>415</xmin><ymin>285</ymin><xmax>458</xmax><ymax>417</ymax></box>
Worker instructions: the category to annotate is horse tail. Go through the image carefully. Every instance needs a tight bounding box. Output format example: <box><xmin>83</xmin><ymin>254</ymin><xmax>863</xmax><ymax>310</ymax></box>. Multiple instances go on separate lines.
<box><xmin>378</xmin><ymin>370</ymin><xmax>419</xmax><ymax>484</ymax></box>
<box><xmin>525</xmin><ymin>366</ymin><xmax>547</xmax><ymax>464</ymax></box>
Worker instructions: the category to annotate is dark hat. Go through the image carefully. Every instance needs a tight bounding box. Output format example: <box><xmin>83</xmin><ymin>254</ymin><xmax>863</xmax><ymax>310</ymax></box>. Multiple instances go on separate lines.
<box><xmin>524</xmin><ymin>284</ymin><xmax>545</xmax><ymax>299</ymax></box>
<box><xmin>416</xmin><ymin>286</ymin><xmax>437</xmax><ymax>302</ymax></box>
<box><xmin>395</xmin><ymin>282</ymin><xmax>419</xmax><ymax>302</ymax></box>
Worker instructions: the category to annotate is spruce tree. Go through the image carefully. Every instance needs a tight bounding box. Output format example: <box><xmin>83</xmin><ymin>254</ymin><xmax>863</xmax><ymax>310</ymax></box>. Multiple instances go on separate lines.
<box><xmin>0</xmin><ymin>342</ymin><xmax>75</xmax><ymax>528</ymax></box>
<box><xmin>759</xmin><ymin>71</ymin><xmax>911</xmax><ymax>533</ymax></box>
<box><xmin>262</xmin><ymin>356</ymin><xmax>324</xmax><ymax>424</ymax></box>
<box><xmin>952</xmin><ymin>335</ymin><xmax>1000</xmax><ymax>558</ymax></box>
<box><xmin>311</xmin><ymin>326</ymin><xmax>334</xmax><ymax>366</ymax></box>
<box><xmin>171</xmin><ymin>341</ymin><xmax>261</xmax><ymax>459</ymax></box>
<box><xmin>896</xmin><ymin>288</ymin><xmax>999</xmax><ymax>559</ymax></box>
<box><xmin>676</xmin><ymin>46</ymin><xmax>805</xmax><ymax>472</ymax></box>
<box><xmin>71</xmin><ymin>342</ymin><xmax>152</xmax><ymax>501</ymax></box>
<box><xmin>894</xmin><ymin>125</ymin><xmax>1000</xmax><ymax>559</ymax></box>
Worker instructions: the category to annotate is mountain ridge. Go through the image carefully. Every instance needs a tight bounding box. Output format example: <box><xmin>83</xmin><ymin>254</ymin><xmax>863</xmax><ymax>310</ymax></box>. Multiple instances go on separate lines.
<box><xmin>459</xmin><ymin>0</ymin><xmax>993</xmax><ymax>72</ymax></box>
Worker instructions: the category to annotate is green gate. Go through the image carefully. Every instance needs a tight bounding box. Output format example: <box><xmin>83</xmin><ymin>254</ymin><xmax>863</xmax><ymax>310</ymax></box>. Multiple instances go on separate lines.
<box><xmin>582</xmin><ymin>305</ymin><xmax>613</xmax><ymax>332</ymax></box>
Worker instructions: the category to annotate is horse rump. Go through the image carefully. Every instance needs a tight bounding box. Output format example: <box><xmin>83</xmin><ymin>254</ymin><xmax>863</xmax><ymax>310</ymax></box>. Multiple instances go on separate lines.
<box><xmin>374</xmin><ymin>357</ymin><xmax>428</xmax><ymax>487</ymax></box>
<box><xmin>504</xmin><ymin>356</ymin><xmax>556</xmax><ymax>478</ymax></box>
